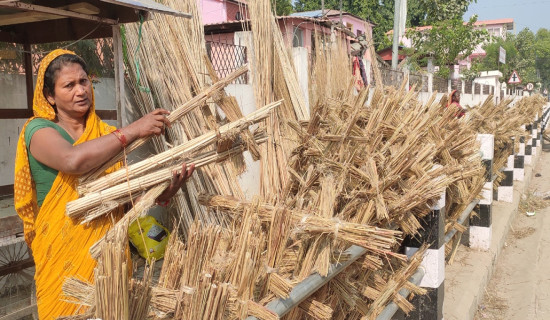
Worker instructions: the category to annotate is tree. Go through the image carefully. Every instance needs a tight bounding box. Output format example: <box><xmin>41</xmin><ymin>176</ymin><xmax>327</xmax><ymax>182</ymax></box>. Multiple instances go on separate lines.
<box><xmin>417</xmin><ymin>0</ymin><xmax>476</xmax><ymax>23</ymax></box>
<box><xmin>475</xmin><ymin>34</ymin><xmax>519</xmax><ymax>83</ymax></box>
<box><xmin>292</xmin><ymin>0</ymin><xmax>478</xmax><ymax>51</ymax></box>
<box><xmin>272</xmin><ymin>0</ymin><xmax>293</xmax><ymax>16</ymax></box>
<box><xmin>535</xmin><ymin>28</ymin><xmax>550</xmax><ymax>88</ymax></box>
<box><xmin>406</xmin><ymin>16</ymin><xmax>488</xmax><ymax>77</ymax></box>
<box><xmin>0</xmin><ymin>40</ymin><xmax>114</xmax><ymax>77</ymax></box>
<box><xmin>514</xmin><ymin>28</ymin><xmax>537</xmax><ymax>84</ymax></box>
<box><xmin>471</xmin><ymin>27</ymin><xmax>550</xmax><ymax>90</ymax></box>
<box><xmin>293</xmin><ymin>0</ymin><xmax>394</xmax><ymax>49</ymax></box>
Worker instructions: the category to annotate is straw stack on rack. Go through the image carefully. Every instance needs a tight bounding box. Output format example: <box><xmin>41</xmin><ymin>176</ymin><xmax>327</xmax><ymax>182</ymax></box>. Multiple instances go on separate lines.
<box><xmin>469</xmin><ymin>95</ymin><xmax>546</xmax><ymax>186</ymax></box>
<box><xmin>61</xmin><ymin>0</ymin><xmax>539</xmax><ymax>318</ymax></box>
<box><xmin>67</xmin><ymin>101</ymin><xmax>279</xmax><ymax>225</ymax></box>
<box><xmin>62</xmin><ymin>220</ymin><xmax>154</xmax><ymax>320</ymax></box>
<box><xmin>441</xmin><ymin>94</ymin><xmax>547</xmax><ymax>260</ymax></box>
<box><xmin>245</xmin><ymin>0</ymin><xmax>311</xmax><ymax>199</ymax></box>
<box><xmin>118</xmin><ymin>0</ymin><xmax>256</xmax><ymax>236</ymax></box>
<box><xmin>64</xmin><ymin>30</ymin><xmax>483</xmax><ymax>319</ymax></box>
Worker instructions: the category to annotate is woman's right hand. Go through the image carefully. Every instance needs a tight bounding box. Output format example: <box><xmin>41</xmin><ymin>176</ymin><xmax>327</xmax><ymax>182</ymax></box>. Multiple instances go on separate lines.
<box><xmin>122</xmin><ymin>109</ymin><xmax>172</xmax><ymax>141</ymax></box>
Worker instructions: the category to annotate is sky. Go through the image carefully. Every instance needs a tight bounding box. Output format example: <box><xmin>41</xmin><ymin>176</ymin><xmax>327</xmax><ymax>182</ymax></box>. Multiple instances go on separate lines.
<box><xmin>464</xmin><ymin>0</ymin><xmax>550</xmax><ymax>34</ymax></box>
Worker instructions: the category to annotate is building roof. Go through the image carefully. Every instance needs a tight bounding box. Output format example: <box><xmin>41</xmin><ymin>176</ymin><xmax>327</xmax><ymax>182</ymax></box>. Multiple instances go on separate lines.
<box><xmin>376</xmin><ymin>45</ymin><xmax>407</xmax><ymax>61</ymax></box>
<box><xmin>290</xmin><ymin>9</ymin><xmax>373</xmax><ymax>26</ymax></box>
<box><xmin>0</xmin><ymin>0</ymin><xmax>190</xmax><ymax>44</ymax></box>
<box><xmin>386</xmin><ymin>18</ymin><xmax>515</xmax><ymax>35</ymax></box>
<box><xmin>204</xmin><ymin>15</ymin><xmax>360</xmax><ymax>38</ymax></box>
<box><xmin>474</xmin><ymin>18</ymin><xmax>514</xmax><ymax>27</ymax></box>
<box><xmin>100</xmin><ymin>0</ymin><xmax>190</xmax><ymax>17</ymax></box>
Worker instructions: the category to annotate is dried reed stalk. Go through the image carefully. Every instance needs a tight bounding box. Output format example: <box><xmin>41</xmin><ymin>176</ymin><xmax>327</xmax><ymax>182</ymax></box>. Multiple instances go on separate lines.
<box><xmin>67</xmin><ymin>136</ymin><xmax>267</xmax><ymax>221</ymax></box>
<box><xmin>93</xmin><ymin>219</ymin><xmax>131</xmax><ymax>319</ymax></box>
<box><xmin>78</xmin><ymin>101</ymin><xmax>280</xmax><ymax>196</ymax></box>
<box><xmin>82</xmin><ymin>65</ymin><xmax>249</xmax><ymax>183</ymax></box>
<box><xmin>88</xmin><ymin>182</ymin><xmax>168</xmax><ymax>259</ymax></box>
<box><xmin>298</xmin><ymin>298</ymin><xmax>333</xmax><ymax>320</ymax></box>
<box><xmin>123</xmin><ymin>0</ymin><xmax>252</xmax><ymax>241</ymax></box>
<box><xmin>199</xmin><ymin>194</ymin><xmax>404</xmax><ymax>258</ymax></box>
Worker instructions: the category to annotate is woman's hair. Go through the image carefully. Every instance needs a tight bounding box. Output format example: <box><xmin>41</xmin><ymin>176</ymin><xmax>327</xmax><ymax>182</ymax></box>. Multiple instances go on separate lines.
<box><xmin>43</xmin><ymin>54</ymin><xmax>88</xmax><ymax>98</ymax></box>
<box><xmin>452</xmin><ymin>90</ymin><xmax>460</xmax><ymax>101</ymax></box>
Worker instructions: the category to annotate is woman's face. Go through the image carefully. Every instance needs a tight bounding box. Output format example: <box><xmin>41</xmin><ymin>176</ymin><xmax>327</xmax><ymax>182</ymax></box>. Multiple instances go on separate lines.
<box><xmin>45</xmin><ymin>62</ymin><xmax>91</xmax><ymax>119</ymax></box>
<box><xmin>454</xmin><ymin>92</ymin><xmax>460</xmax><ymax>101</ymax></box>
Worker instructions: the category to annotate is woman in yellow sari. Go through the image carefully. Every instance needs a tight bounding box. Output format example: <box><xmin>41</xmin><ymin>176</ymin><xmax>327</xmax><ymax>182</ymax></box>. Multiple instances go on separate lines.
<box><xmin>14</xmin><ymin>49</ymin><xmax>194</xmax><ymax>319</ymax></box>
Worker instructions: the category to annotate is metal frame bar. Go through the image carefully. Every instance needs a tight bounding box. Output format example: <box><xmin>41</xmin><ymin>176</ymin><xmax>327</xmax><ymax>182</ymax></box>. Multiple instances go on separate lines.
<box><xmin>99</xmin><ymin>0</ymin><xmax>192</xmax><ymax>18</ymax></box>
<box><xmin>375</xmin><ymin>267</ymin><xmax>425</xmax><ymax>320</ymax></box>
<box><xmin>444</xmin><ymin>199</ymin><xmax>480</xmax><ymax>244</ymax></box>
<box><xmin>112</xmin><ymin>25</ymin><xmax>124</xmax><ymax>127</ymax></box>
<box><xmin>245</xmin><ymin>245</ymin><xmax>368</xmax><ymax>320</ymax></box>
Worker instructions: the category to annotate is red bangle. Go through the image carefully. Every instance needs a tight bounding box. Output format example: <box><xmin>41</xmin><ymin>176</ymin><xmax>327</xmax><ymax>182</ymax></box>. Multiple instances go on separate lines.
<box><xmin>112</xmin><ymin>129</ymin><xmax>127</xmax><ymax>147</ymax></box>
<box><xmin>156</xmin><ymin>199</ymin><xmax>170</xmax><ymax>207</ymax></box>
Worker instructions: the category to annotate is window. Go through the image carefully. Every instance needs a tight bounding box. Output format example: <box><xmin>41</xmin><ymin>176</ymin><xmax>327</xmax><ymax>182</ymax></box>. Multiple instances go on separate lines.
<box><xmin>293</xmin><ymin>27</ymin><xmax>303</xmax><ymax>47</ymax></box>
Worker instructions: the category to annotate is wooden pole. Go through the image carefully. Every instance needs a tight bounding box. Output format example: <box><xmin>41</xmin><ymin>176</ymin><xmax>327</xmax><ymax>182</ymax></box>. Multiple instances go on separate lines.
<box><xmin>112</xmin><ymin>25</ymin><xmax>125</xmax><ymax>128</ymax></box>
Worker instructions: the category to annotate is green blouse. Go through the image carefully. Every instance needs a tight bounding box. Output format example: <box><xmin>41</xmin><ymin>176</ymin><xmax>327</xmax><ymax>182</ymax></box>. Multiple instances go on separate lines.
<box><xmin>24</xmin><ymin>118</ymin><xmax>74</xmax><ymax>207</ymax></box>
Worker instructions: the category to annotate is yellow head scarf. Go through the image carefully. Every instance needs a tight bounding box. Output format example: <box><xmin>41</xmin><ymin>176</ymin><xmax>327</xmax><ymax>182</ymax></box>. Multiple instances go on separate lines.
<box><xmin>14</xmin><ymin>48</ymin><xmax>102</xmax><ymax>245</ymax></box>
<box><xmin>14</xmin><ymin>49</ymin><xmax>75</xmax><ymax>246</ymax></box>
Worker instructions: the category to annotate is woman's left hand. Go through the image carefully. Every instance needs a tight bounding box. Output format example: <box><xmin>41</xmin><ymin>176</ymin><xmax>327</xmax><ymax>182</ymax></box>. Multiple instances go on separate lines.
<box><xmin>156</xmin><ymin>162</ymin><xmax>195</xmax><ymax>205</ymax></box>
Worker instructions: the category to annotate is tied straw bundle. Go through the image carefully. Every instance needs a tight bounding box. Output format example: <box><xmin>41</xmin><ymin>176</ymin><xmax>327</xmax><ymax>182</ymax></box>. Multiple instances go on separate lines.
<box><xmin>67</xmin><ymin>101</ymin><xmax>280</xmax><ymax>222</ymax></box>
<box><xmin>62</xmin><ymin>0</ymin><xmax>548</xmax><ymax>316</ymax></box>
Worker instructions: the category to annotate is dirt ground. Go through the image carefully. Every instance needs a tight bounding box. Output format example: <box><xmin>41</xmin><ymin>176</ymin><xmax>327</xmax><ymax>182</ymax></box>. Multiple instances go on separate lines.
<box><xmin>475</xmin><ymin>140</ymin><xmax>550</xmax><ymax>320</ymax></box>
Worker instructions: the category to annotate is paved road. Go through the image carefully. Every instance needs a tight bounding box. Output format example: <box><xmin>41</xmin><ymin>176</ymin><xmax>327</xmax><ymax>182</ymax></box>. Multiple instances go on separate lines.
<box><xmin>475</xmin><ymin>140</ymin><xmax>550</xmax><ymax>320</ymax></box>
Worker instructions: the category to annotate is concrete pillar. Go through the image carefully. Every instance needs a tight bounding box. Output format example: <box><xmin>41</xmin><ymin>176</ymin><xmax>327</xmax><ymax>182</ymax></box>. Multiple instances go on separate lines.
<box><xmin>497</xmin><ymin>140</ymin><xmax>514</xmax><ymax>203</ymax></box>
<box><xmin>517</xmin><ymin>134</ymin><xmax>526</xmax><ymax>181</ymax></box>
<box><xmin>234</xmin><ymin>31</ymin><xmax>254</xmax><ymax>90</ymax></box>
<box><xmin>525</xmin><ymin>124</ymin><xmax>533</xmax><ymax>165</ymax></box>
<box><xmin>543</xmin><ymin>107</ymin><xmax>550</xmax><ymax>131</ymax></box>
<box><xmin>514</xmin><ymin>154</ymin><xmax>525</xmax><ymax>181</ymax></box>
<box><xmin>470</xmin><ymin>134</ymin><xmax>493</xmax><ymax>251</ymax></box>
<box><xmin>292</xmin><ymin>47</ymin><xmax>310</xmax><ymax>116</ymax></box>
<box><xmin>403</xmin><ymin>190</ymin><xmax>445</xmax><ymax>320</ymax></box>
<box><xmin>532</xmin><ymin>120</ymin><xmax>538</xmax><ymax>156</ymax></box>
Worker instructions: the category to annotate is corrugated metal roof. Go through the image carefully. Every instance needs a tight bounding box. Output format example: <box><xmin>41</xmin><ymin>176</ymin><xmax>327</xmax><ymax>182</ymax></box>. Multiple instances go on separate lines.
<box><xmin>99</xmin><ymin>0</ymin><xmax>191</xmax><ymax>18</ymax></box>
<box><xmin>289</xmin><ymin>10</ymin><xmax>324</xmax><ymax>18</ymax></box>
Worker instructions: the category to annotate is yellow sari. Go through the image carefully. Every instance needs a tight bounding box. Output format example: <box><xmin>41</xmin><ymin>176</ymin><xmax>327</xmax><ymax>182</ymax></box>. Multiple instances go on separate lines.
<box><xmin>14</xmin><ymin>49</ymin><xmax>123</xmax><ymax>319</ymax></box>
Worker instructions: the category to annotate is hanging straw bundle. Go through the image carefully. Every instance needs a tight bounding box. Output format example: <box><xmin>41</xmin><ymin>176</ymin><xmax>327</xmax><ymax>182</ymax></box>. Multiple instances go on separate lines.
<box><xmin>64</xmin><ymin>0</ymin><xmax>544</xmax><ymax>318</ymax></box>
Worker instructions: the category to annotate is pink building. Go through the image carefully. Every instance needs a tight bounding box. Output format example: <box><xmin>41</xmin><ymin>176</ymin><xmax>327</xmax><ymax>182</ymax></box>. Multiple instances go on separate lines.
<box><xmin>388</xmin><ymin>18</ymin><xmax>515</xmax><ymax>78</ymax></box>
<box><xmin>202</xmin><ymin>3</ymin><xmax>374</xmax><ymax>62</ymax></box>
<box><xmin>201</xmin><ymin>0</ymin><xmax>249</xmax><ymax>25</ymax></box>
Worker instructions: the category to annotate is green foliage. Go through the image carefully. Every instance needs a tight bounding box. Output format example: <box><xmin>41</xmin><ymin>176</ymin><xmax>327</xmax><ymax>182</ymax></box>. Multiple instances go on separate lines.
<box><xmin>477</xmin><ymin>35</ymin><xmax>518</xmax><ymax>82</ymax></box>
<box><xmin>475</xmin><ymin>27</ymin><xmax>550</xmax><ymax>89</ymax></box>
<box><xmin>417</xmin><ymin>0</ymin><xmax>476</xmax><ymax>23</ymax></box>
<box><xmin>273</xmin><ymin>0</ymin><xmax>293</xmax><ymax>16</ymax></box>
<box><xmin>462</xmin><ymin>60</ymin><xmax>483</xmax><ymax>81</ymax></box>
<box><xmin>0</xmin><ymin>40</ymin><xmax>114</xmax><ymax>77</ymax></box>
<box><xmin>535</xmin><ymin>29</ymin><xmax>550</xmax><ymax>88</ymax></box>
<box><xmin>292</xmin><ymin>0</ymin><xmax>395</xmax><ymax>50</ymax></box>
<box><xmin>406</xmin><ymin>16</ymin><xmax>488</xmax><ymax>70</ymax></box>
<box><xmin>292</xmin><ymin>0</ymin><xmax>477</xmax><ymax>51</ymax></box>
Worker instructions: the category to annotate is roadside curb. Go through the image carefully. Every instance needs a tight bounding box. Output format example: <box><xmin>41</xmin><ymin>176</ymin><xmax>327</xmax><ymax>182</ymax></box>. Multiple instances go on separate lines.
<box><xmin>443</xmin><ymin>142</ymin><xmax>542</xmax><ymax>320</ymax></box>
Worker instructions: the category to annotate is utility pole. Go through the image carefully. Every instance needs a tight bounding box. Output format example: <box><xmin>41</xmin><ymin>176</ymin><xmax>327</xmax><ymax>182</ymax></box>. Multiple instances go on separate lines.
<box><xmin>339</xmin><ymin>0</ymin><xmax>343</xmax><ymax>25</ymax></box>
<box><xmin>391</xmin><ymin>0</ymin><xmax>407</xmax><ymax>70</ymax></box>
